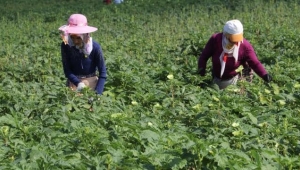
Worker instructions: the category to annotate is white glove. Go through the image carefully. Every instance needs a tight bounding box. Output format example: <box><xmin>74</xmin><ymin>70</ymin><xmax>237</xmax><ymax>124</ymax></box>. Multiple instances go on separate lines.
<box><xmin>77</xmin><ymin>82</ymin><xmax>86</xmax><ymax>91</ymax></box>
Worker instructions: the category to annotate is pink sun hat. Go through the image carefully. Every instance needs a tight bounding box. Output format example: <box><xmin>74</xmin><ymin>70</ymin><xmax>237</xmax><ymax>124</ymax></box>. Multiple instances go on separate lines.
<box><xmin>59</xmin><ymin>14</ymin><xmax>97</xmax><ymax>34</ymax></box>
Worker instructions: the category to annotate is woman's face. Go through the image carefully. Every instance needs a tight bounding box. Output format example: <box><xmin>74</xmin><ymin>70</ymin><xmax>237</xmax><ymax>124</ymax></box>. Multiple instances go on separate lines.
<box><xmin>70</xmin><ymin>34</ymin><xmax>83</xmax><ymax>47</ymax></box>
<box><xmin>225</xmin><ymin>33</ymin><xmax>235</xmax><ymax>44</ymax></box>
<box><xmin>224</xmin><ymin>33</ymin><xmax>236</xmax><ymax>49</ymax></box>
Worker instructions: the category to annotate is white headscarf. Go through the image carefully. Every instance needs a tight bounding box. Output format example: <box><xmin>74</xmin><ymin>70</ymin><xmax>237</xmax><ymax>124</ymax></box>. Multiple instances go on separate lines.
<box><xmin>68</xmin><ymin>34</ymin><xmax>93</xmax><ymax>56</ymax></box>
<box><xmin>219</xmin><ymin>20</ymin><xmax>244</xmax><ymax>78</ymax></box>
<box><xmin>219</xmin><ymin>34</ymin><xmax>241</xmax><ymax>78</ymax></box>
<box><xmin>59</xmin><ymin>25</ymin><xmax>93</xmax><ymax>56</ymax></box>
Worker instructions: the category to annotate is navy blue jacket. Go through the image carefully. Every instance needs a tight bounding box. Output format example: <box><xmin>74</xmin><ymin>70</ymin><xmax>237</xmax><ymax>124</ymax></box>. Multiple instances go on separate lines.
<box><xmin>61</xmin><ymin>41</ymin><xmax>107</xmax><ymax>94</ymax></box>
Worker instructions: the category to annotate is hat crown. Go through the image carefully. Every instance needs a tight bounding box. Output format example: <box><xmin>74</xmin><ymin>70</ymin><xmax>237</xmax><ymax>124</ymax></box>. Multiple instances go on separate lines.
<box><xmin>68</xmin><ymin>14</ymin><xmax>88</xmax><ymax>27</ymax></box>
<box><xmin>223</xmin><ymin>19</ymin><xmax>243</xmax><ymax>35</ymax></box>
<box><xmin>59</xmin><ymin>13</ymin><xmax>97</xmax><ymax>34</ymax></box>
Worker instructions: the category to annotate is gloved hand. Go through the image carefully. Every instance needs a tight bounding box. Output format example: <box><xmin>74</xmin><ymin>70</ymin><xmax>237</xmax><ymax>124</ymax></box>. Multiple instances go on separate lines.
<box><xmin>262</xmin><ymin>74</ymin><xmax>272</xmax><ymax>83</ymax></box>
<box><xmin>198</xmin><ymin>67</ymin><xmax>205</xmax><ymax>76</ymax></box>
<box><xmin>88</xmin><ymin>97</ymin><xmax>94</xmax><ymax>104</ymax></box>
<box><xmin>77</xmin><ymin>82</ymin><xmax>86</xmax><ymax>91</ymax></box>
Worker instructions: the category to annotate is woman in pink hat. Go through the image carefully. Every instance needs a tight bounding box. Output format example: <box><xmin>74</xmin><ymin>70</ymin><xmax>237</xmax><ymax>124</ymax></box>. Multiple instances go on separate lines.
<box><xmin>198</xmin><ymin>19</ymin><xmax>272</xmax><ymax>89</ymax></box>
<box><xmin>59</xmin><ymin>14</ymin><xmax>107</xmax><ymax>94</ymax></box>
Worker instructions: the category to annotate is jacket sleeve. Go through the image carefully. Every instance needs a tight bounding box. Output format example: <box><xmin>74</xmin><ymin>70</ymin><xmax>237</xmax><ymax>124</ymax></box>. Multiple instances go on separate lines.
<box><xmin>61</xmin><ymin>43</ymin><xmax>81</xmax><ymax>86</ymax></box>
<box><xmin>243</xmin><ymin>42</ymin><xmax>268</xmax><ymax>78</ymax></box>
<box><xmin>198</xmin><ymin>34</ymin><xmax>215</xmax><ymax>76</ymax></box>
<box><xmin>94</xmin><ymin>45</ymin><xmax>107</xmax><ymax>94</ymax></box>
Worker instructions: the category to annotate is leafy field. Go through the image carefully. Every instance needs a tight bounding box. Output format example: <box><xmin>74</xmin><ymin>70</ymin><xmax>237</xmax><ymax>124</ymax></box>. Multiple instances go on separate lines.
<box><xmin>0</xmin><ymin>0</ymin><xmax>300</xmax><ymax>169</ymax></box>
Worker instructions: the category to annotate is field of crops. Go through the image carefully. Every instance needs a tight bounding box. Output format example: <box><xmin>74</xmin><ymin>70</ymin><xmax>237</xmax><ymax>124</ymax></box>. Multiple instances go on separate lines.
<box><xmin>0</xmin><ymin>0</ymin><xmax>300</xmax><ymax>169</ymax></box>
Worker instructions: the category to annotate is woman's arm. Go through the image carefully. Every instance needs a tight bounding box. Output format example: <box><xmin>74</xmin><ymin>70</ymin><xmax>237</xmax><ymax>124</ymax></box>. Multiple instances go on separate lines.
<box><xmin>94</xmin><ymin>43</ymin><xmax>107</xmax><ymax>94</ymax></box>
<box><xmin>198</xmin><ymin>34</ymin><xmax>215</xmax><ymax>76</ymax></box>
<box><xmin>61</xmin><ymin>43</ymin><xmax>81</xmax><ymax>86</ymax></box>
<box><xmin>243</xmin><ymin>41</ymin><xmax>268</xmax><ymax>78</ymax></box>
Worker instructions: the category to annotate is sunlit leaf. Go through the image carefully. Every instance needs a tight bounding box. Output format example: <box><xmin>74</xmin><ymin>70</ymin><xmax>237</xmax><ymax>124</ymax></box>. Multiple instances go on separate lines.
<box><xmin>247</xmin><ymin>112</ymin><xmax>257</xmax><ymax>125</ymax></box>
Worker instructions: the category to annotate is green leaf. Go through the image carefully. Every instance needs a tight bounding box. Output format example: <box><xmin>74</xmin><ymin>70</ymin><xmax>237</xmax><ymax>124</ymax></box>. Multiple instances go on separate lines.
<box><xmin>140</xmin><ymin>130</ymin><xmax>160</xmax><ymax>143</ymax></box>
<box><xmin>215</xmin><ymin>154</ymin><xmax>228</xmax><ymax>167</ymax></box>
<box><xmin>220</xmin><ymin>142</ymin><xmax>230</xmax><ymax>149</ymax></box>
<box><xmin>250</xmin><ymin>150</ymin><xmax>261</xmax><ymax>168</ymax></box>
<box><xmin>168</xmin><ymin>157</ymin><xmax>187</xmax><ymax>170</ymax></box>
<box><xmin>0</xmin><ymin>114</ymin><xmax>17</xmax><ymax>127</ymax></box>
<box><xmin>107</xmin><ymin>147</ymin><xmax>125</xmax><ymax>163</ymax></box>
<box><xmin>261</xmin><ymin>149</ymin><xmax>278</xmax><ymax>160</ymax></box>
<box><xmin>232</xmin><ymin>150</ymin><xmax>251</xmax><ymax>162</ymax></box>
<box><xmin>259</xmin><ymin>93</ymin><xmax>269</xmax><ymax>105</ymax></box>
<box><xmin>247</xmin><ymin>112</ymin><xmax>257</xmax><ymax>125</ymax></box>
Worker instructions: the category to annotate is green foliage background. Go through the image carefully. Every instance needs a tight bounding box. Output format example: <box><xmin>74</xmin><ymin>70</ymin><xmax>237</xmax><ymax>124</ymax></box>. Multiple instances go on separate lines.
<box><xmin>0</xmin><ymin>0</ymin><xmax>300</xmax><ymax>169</ymax></box>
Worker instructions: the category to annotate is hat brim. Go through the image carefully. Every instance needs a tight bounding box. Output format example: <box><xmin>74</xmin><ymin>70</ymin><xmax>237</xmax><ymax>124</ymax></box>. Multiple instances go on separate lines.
<box><xmin>228</xmin><ymin>33</ymin><xmax>243</xmax><ymax>42</ymax></box>
<box><xmin>67</xmin><ymin>26</ymin><xmax>98</xmax><ymax>34</ymax></box>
